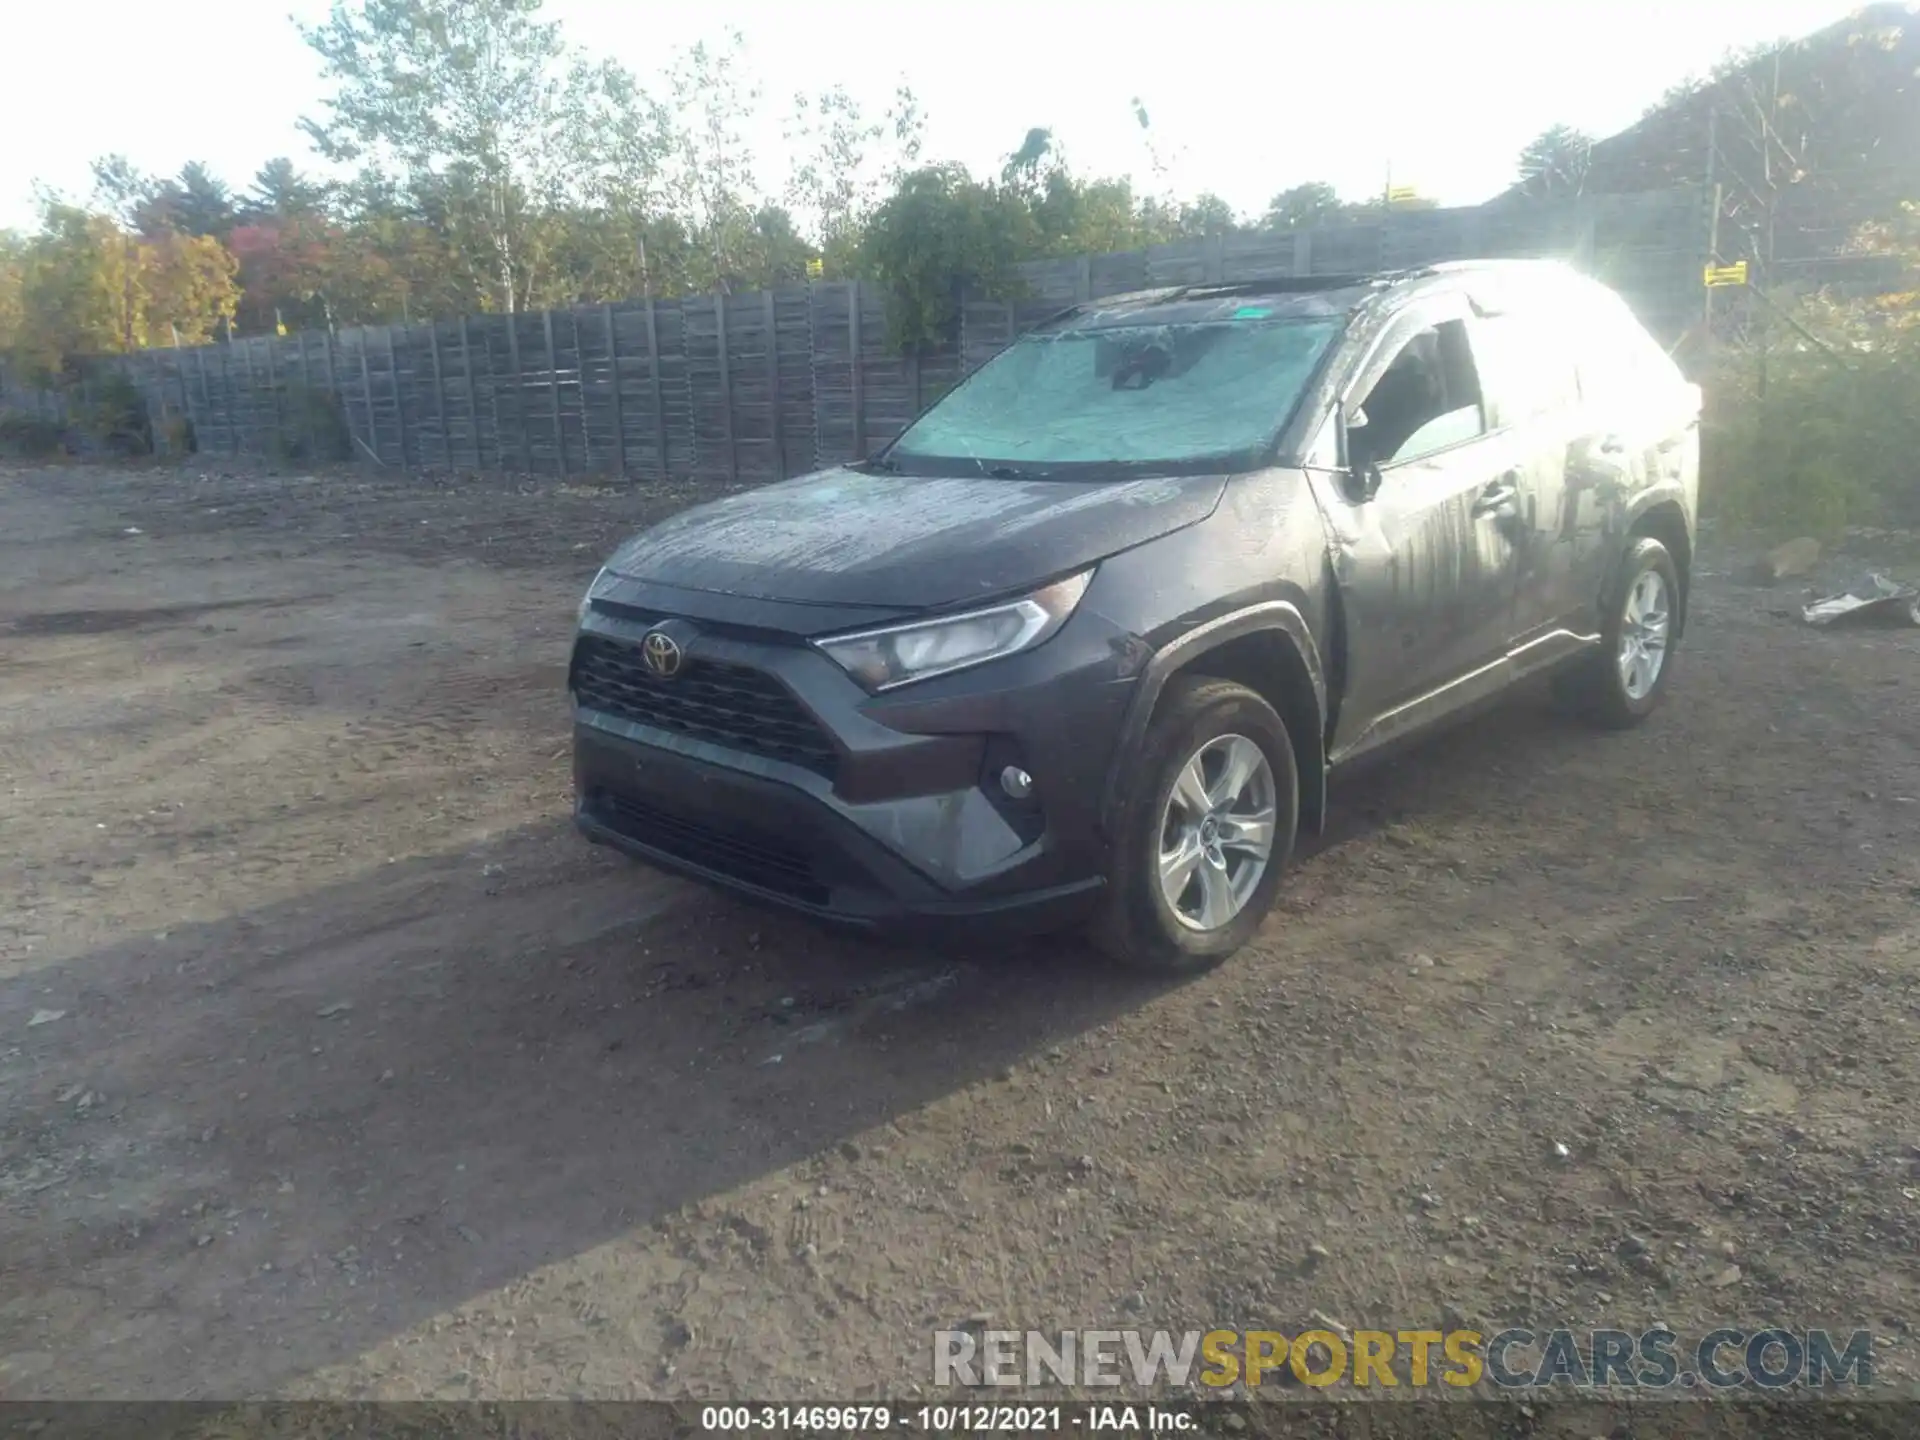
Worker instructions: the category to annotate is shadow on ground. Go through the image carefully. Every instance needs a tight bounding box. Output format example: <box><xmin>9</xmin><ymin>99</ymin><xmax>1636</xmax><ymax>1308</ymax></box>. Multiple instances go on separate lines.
<box><xmin>1</xmin><ymin>678</ymin><xmax>1591</xmax><ymax>1399</ymax></box>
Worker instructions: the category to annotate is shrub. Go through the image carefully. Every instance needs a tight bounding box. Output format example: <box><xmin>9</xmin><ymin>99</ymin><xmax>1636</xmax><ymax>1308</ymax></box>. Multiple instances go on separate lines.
<box><xmin>82</xmin><ymin>371</ymin><xmax>153</xmax><ymax>456</ymax></box>
<box><xmin>1702</xmin><ymin>334</ymin><xmax>1920</xmax><ymax>539</ymax></box>
<box><xmin>158</xmin><ymin>411</ymin><xmax>197</xmax><ymax>457</ymax></box>
<box><xmin>1700</xmin><ymin>201</ymin><xmax>1920</xmax><ymax>540</ymax></box>
<box><xmin>0</xmin><ymin>409</ymin><xmax>65</xmax><ymax>458</ymax></box>
<box><xmin>266</xmin><ymin>384</ymin><xmax>352</xmax><ymax>463</ymax></box>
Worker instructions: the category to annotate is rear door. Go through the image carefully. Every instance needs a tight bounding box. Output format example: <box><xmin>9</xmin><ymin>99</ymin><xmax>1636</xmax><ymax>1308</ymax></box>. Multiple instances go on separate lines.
<box><xmin>1465</xmin><ymin>288</ymin><xmax>1588</xmax><ymax>649</ymax></box>
<box><xmin>1563</xmin><ymin>286</ymin><xmax>1698</xmax><ymax>621</ymax></box>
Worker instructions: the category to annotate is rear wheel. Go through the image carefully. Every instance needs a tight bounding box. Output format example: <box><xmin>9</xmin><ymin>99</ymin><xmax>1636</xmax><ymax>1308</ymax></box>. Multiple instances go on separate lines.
<box><xmin>1090</xmin><ymin>677</ymin><xmax>1299</xmax><ymax>974</ymax></box>
<box><xmin>1560</xmin><ymin>536</ymin><xmax>1681</xmax><ymax>728</ymax></box>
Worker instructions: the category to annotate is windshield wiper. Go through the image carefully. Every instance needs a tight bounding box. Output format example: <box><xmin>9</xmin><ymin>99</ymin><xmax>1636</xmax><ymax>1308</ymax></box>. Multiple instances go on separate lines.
<box><xmin>985</xmin><ymin>464</ymin><xmax>1049</xmax><ymax>480</ymax></box>
<box><xmin>862</xmin><ymin>454</ymin><xmax>901</xmax><ymax>474</ymax></box>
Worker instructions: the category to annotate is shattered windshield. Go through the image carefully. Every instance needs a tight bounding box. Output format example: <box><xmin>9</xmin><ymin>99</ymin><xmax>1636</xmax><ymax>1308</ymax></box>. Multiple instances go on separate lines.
<box><xmin>884</xmin><ymin>316</ymin><xmax>1342</xmax><ymax>477</ymax></box>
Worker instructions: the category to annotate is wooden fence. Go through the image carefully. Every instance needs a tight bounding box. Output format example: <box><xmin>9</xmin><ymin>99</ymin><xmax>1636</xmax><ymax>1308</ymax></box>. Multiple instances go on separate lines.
<box><xmin>6</xmin><ymin>187</ymin><xmax>1712</xmax><ymax>479</ymax></box>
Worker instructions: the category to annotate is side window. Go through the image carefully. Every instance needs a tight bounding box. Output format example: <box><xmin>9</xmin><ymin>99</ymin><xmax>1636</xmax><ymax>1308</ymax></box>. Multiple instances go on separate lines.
<box><xmin>1574</xmin><ymin>293</ymin><xmax>1681</xmax><ymax>410</ymax></box>
<box><xmin>1469</xmin><ymin>309</ymin><xmax>1580</xmax><ymax>428</ymax></box>
<box><xmin>1350</xmin><ymin>319</ymin><xmax>1485</xmax><ymax>469</ymax></box>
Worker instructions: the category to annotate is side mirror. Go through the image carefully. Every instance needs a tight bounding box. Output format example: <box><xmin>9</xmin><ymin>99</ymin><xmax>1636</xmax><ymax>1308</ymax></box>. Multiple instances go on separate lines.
<box><xmin>1351</xmin><ymin>459</ymin><xmax>1383</xmax><ymax>503</ymax></box>
<box><xmin>1335</xmin><ymin>398</ymin><xmax>1380</xmax><ymax>503</ymax></box>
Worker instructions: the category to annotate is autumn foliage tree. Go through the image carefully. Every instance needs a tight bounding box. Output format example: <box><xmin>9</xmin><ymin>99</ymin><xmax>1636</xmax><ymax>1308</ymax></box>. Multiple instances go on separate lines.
<box><xmin>225</xmin><ymin>221</ymin><xmax>335</xmax><ymax>334</ymax></box>
<box><xmin>5</xmin><ymin>202</ymin><xmax>238</xmax><ymax>381</ymax></box>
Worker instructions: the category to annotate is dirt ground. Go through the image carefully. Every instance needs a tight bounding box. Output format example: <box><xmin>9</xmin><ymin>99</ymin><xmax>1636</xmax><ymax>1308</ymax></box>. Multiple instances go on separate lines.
<box><xmin>3</xmin><ymin>460</ymin><xmax>1919</xmax><ymax>1410</ymax></box>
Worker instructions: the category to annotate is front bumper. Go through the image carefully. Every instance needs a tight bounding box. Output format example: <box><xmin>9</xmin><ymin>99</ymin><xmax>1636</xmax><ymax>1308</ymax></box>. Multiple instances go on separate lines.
<box><xmin>574</xmin><ymin>723</ymin><xmax>1104</xmax><ymax>939</ymax></box>
<box><xmin>568</xmin><ymin>595</ymin><xmax>1137</xmax><ymax>941</ymax></box>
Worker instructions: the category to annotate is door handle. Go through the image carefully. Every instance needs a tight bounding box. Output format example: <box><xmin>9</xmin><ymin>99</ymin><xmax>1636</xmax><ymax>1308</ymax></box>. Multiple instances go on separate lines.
<box><xmin>1472</xmin><ymin>478</ymin><xmax>1519</xmax><ymax>516</ymax></box>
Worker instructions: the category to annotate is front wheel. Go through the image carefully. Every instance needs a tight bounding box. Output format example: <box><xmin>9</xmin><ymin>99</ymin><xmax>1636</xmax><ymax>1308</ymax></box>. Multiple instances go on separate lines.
<box><xmin>1090</xmin><ymin>677</ymin><xmax>1299</xmax><ymax>974</ymax></box>
<box><xmin>1562</xmin><ymin>535</ymin><xmax>1682</xmax><ymax>728</ymax></box>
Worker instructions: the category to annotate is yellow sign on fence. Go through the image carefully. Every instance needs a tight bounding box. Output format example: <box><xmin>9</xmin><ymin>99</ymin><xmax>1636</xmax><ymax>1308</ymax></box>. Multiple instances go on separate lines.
<box><xmin>1703</xmin><ymin>261</ymin><xmax>1749</xmax><ymax>288</ymax></box>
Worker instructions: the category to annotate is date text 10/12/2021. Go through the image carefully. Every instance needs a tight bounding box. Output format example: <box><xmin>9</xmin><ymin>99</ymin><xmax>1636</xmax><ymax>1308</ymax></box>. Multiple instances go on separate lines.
<box><xmin>700</xmin><ymin>1407</ymin><xmax>1204</xmax><ymax>1432</ymax></box>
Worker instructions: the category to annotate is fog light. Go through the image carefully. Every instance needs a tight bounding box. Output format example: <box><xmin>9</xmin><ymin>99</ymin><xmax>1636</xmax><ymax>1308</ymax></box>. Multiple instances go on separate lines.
<box><xmin>999</xmin><ymin>765</ymin><xmax>1034</xmax><ymax>800</ymax></box>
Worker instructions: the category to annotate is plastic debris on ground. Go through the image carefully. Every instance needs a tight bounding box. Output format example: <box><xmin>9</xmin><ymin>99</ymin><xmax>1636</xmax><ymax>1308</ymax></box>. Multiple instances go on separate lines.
<box><xmin>1802</xmin><ymin>572</ymin><xmax>1920</xmax><ymax>628</ymax></box>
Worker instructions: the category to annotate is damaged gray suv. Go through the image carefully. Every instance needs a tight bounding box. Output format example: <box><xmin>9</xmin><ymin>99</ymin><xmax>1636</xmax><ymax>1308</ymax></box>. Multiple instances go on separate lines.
<box><xmin>570</xmin><ymin>260</ymin><xmax>1700</xmax><ymax>972</ymax></box>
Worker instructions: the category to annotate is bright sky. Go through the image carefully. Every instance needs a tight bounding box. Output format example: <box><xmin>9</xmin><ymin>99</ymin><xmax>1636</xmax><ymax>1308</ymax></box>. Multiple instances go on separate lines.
<box><xmin>0</xmin><ymin>0</ymin><xmax>1859</xmax><ymax>231</ymax></box>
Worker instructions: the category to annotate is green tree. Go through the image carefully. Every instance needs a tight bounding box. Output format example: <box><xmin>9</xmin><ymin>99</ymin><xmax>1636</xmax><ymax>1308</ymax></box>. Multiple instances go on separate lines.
<box><xmin>558</xmin><ymin>57</ymin><xmax>676</xmax><ymax>294</ymax></box>
<box><xmin>731</xmin><ymin>205</ymin><xmax>814</xmax><ymax>290</ymax></box>
<box><xmin>177</xmin><ymin>162</ymin><xmax>237</xmax><ymax>237</ymax></box>
<box><xmin>1046</xmin><ymin>176</ymin><xmax>1148</xmax><ymax>256</ymax></box>
<box><xmin>535</xmin><ymin>206</ymin><xmax>695</xmax><ymax>306</ymax></box>
<box><xmin>1001</xmin><ymin>127</ymin><xmax>1057</xmax><ymax>192</ymax></box>
<box><xmin>133</xmin><ymin>183</ymin><xmax>185</xmax><ymax>240</ymax></box>
<box><xmin>245</xmin><ymin>158</ymin><xmax>331</xmax><ymax>222</ymax></box>
<box><xmin>326</xmin><ymin>169</ymin><xmax>479</xmax><ymax>321</ymax></box>
<box><xmin>660</xmin><ymin>32</ymin><xmax>765</xmax><ymax>290</ymax></box>
<box><xmin>1175</xmin><ymin>192</ymin><xmax>1239</xmax><ymax>238</ymax></box>
<box><xmin>1262</xmin><ymin>181</ymin><xmax>1347</xmax><ymax>231</ymax></box>
<box><xmin>1516</xmin><ymin>125</ymin><xmax>1594</xmax><ymax>197</ymax></box>
<box><xmin>298</xmin><ymin>0</ymin><xmax>643</xmax><ymax>311</ymax></box>
<box><xmin>0</xmin><ymin>231</ymin><xmax>27</xmax><ymax>361</ymax></box>
<box><xmin>785</xmin><ymin>83</ymin><xmax>925</xmax><ymax>275</ymax></box>
<box><xmin>134</xmin><ymin>162</ymin><xmax>239</xmax><ymax>239</ymax></box>
<box><xmin>858</xmin><ymin>164</ymin><xmax>1031</xmax><ymax>351</ymax></box>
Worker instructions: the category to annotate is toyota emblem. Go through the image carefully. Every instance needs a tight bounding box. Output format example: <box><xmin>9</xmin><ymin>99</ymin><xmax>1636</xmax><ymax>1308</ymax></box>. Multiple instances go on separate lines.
<box><xmin>641</xmin><ymin>629</ymin><xmax>683</xmax><ymax>678</ymax></box>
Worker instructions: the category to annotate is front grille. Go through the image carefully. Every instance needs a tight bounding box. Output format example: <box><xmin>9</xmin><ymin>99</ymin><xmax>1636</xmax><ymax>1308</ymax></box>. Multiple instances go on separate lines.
<box><xmin>572</xmin><ymin>634</ymin><xmax>839</xmax><ymax>777</ymax></box>
<box><xmin>594</xmin><ymin>790</ymin><xmax>828</xmax><ymax>905</ymax></box>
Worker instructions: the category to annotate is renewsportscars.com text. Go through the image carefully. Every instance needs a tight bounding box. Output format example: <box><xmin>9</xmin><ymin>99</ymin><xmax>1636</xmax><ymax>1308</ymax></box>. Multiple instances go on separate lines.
<box><xmin>934</xmin><ymin>1327</ymin><xmax>1875</xmax><ymax>1390</ymax></box>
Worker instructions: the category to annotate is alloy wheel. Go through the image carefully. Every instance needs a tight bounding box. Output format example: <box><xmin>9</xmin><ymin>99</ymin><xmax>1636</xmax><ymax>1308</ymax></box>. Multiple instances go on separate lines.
<box><xmin>1157</xmin><ymin>734</ymin><xmax>1278</xmax><ymax>932</ymax></box>
<box><xmin>1617</xmin><ymin>567</ymin><xmax>1670</xmax><ymax>701</ymax></box>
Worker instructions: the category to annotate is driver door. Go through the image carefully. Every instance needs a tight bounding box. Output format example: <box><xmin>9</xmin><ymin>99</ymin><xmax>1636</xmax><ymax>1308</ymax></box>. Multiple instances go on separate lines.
<box><xmin>1317</xmin><ymin>303</ymin><xmax>1530</xmax><ymax>762</ymax></box>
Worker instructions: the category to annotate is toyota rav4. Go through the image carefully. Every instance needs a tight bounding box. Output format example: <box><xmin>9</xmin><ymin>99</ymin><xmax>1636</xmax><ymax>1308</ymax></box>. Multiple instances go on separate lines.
<box><xmin>569</xmin><ymin>260</ymin><xmax>1701</xmax><ymax>971</ymax></box>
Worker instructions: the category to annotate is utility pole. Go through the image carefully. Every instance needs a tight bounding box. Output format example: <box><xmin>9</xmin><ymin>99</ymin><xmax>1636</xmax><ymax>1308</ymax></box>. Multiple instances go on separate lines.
<box><xmin>1756</xmin><ymin>44</ymin><xmax>1784</xmax><ymax>400</ymax></box>
<box><xmin>1704</xmin><ymin>105</ymin><xmax>1721</xmax><ymax>338</ymax></box>
<box><xmin>1708</xmin><ymin>41</ymin><xmax>1802</xmax><ymax>401</ymax></box>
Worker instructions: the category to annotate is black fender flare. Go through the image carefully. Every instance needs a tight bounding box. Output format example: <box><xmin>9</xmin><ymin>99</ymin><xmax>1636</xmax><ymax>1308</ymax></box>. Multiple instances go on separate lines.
<box><xmin>1621</xmin><ymin>482</ymin><xmax>1694</xmax><ymax>546</ymax></box>
<box><xmin>1099</xmin><ymin>601</ymin><xmax>1329</xmax><ymax>837</ymax></box>
<box><xmin>1618</xmin><ymin>484</ymin><xmax>1695</xmax><ymax>633</ymax></box>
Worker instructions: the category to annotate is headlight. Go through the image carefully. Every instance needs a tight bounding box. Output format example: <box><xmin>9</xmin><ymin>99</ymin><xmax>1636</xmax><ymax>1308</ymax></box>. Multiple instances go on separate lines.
<box><xmin>577</xmin><ymin>567</ymin><xmax>606</xmax><ymax>626</ymax></box>
<box><xmin>814</xmin><ymin>570</ymin><xmax>1093</xmax><ymax>691</ymax></box>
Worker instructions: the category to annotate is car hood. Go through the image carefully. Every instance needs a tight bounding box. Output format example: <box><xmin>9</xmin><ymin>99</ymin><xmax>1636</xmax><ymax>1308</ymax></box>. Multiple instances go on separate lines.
<box><xmin>602</xmin><ymin>467</ymin><xmax>1228</xmax><ymax>610</ymax></box>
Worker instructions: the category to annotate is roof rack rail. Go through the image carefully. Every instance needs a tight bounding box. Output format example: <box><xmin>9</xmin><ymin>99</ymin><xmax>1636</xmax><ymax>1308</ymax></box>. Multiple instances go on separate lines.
<box><xmin>1174</xmin><ymin>274</ymin><xmax>1375</xmax><ymax>298</ymax></box>
<box><xmin>1030</xmin><ymin>266</ymin><xmax>1442</xmax><ymax>327</ymax></box>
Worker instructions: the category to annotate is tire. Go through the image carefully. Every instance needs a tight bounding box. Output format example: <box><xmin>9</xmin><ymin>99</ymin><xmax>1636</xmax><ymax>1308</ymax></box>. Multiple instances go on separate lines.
<box><xmin>1560</xmin><ymin>535</ymin><xmax>1682</xmax><ymax>729</ymax></box>
<box><xmin>1090</xmin><ymin>677</ymin><xmax>1299</xmax><ymax>974</ymax></box>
